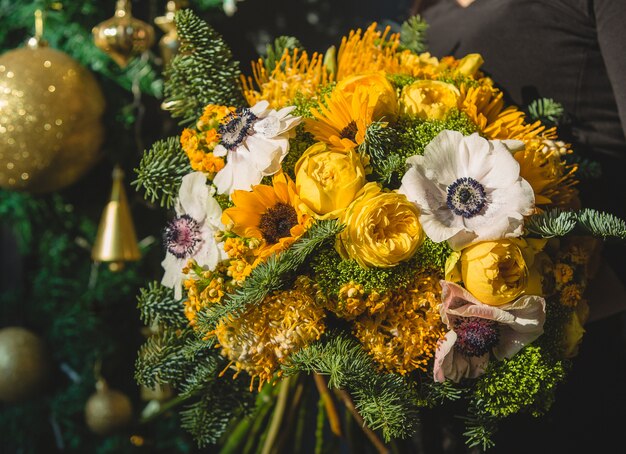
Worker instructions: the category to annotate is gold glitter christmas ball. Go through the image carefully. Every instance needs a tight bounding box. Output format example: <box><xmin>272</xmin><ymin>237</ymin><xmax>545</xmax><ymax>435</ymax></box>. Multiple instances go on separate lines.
<box><xmin>85</xmin><ymin>380</ymin><xmax>133</xmax><ymax>435</ymax></box>
<box><xmin>0</xmin><ymin>45</ymin><xmax>105</xmax><ymax>193</ymax></box>
<box><xmin>0</xmin><ymin>327</ymin><xmax>49</xmax><ymax>403</ymax></box>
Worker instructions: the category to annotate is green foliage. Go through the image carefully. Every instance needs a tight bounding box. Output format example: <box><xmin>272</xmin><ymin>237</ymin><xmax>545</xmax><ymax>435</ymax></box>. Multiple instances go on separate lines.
<box><xmin>282</xmin><ymin>126</ymin><xmax>317</xmax><ymax>178</ymax></box>
<box><xmin>527</xmin><ymin>98</ymin><xmax>565</xmax><ymax>126</ymax></box>
<box><xmin>133</xmin><ymin>136</ymin><xmax>192</xmax><ymax>208</ymax></box>
<box><xmin>525</xmin><ymin>209</ymin><xmax>577</xmax><ymax>238</ymax></box>
<box><xmin>387</xmin><ymin>73</ymin><xmax>418</xmax><ymax>90</ymax></box>
<box><xmin>137</xmin><ymin>281</ymin><xmax>187</xmax><ymax>328</ymax></box>
<box><xmin>164</xmin><ymin>9</ymin><xmax>245</xmax><ymax>125</ymax></box>
<box><xmin>196</xmin><ymin>220</ymin><xmax>343</xmax><ymax>330</ymax></box>
<box><xmin>469</xmin><ymin>345</ymin><xmax>567</xmax><ymax>420</ymax></box>
<box><xmin>462</xmin><ymin>413</ymin><xmax>497</xmax><ymax>451</ymax></box>
<box><xmin>292</xmin><ymin>82</ymin><xmax>336</xmax><ymax>118</ymax></box>
<box><xmin>421</xmin><ymin>380</ymin><xmax>464</xmax><ymax>406</ymax></box>
<box><xmin>135</xmin><ymin>329</ymin><xmax>194</xmax><ymax>389</ymax></box>
<box><xmin>264</xmin><ymin>35</ymin><xmax>304</xmax><ymax>72</ymax></box>
<box><xmin>577</xmin><ymin>208</ymin><xmax>626</xmax><ymax>240</ymax></box>
<box><xmin>282</xmin><ymin>334</ymin><xmax>420</xmax><ymax>442</ymax></box>
<box><xmin>399</xmin><ymin>15</ymin><xmax>428</xmax><ymax>54</ymax></box>
<box><xmin>566</xmin><ymin>155</ymin><xmax>602</xmax><ymax>179</ymax></box>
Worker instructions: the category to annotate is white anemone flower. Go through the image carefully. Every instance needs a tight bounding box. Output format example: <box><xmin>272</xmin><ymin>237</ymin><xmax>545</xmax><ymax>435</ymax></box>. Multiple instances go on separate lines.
<box><xmin>213</xmin><ymin>100</ymin><xmax>301</xmax><ymax>195</ymax></box>
<box><xmin>161</xmin><ymin>172</ymin><xmax>226</xmax><ymax>299</ymax></box>
<box><xmin>399</xmin><ymin>130</ymin><xmax>535</xmax><ymax>250</ymax></box>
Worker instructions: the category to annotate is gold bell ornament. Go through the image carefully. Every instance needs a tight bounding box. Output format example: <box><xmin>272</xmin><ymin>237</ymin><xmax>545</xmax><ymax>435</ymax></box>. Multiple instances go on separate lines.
<box><xmin>92</xmin><ymin>165</ymin><xmax>141</xmax><ymax>271</ymax></box>
<box><xmin>0</xmin><ymin>10</ymin><xmax>105</xmax><ymax>193</ymax></box>
<box><xmin>92</xmin><ymin>0</ymin><xmax>156</xmax><ymax>68</ymax></box>
<box><xmin>154</xmin><ymin>0</ymin><xmax>188</xmax><ymax>67</ymax></box>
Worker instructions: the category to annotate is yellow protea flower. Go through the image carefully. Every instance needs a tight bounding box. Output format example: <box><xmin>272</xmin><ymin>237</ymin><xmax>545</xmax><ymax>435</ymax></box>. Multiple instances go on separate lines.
<box><xmin>222</xmin><ymin>172</ymin><xmax>312</xmax><ymax>261</ymax></box>
<box><xmin>514</xmin><ymin>138</ymin><xmax>579</xmax><ymax>209</ymax></box>
<box><xmin>213</xmin><ymin>283</ymin><xmax>326</xmax><ymax>390</ymax></box>
<box><xmin>353</xmin><ymin>271</ymin><xmax>445</xmax><ymax>375</ymax></box>
<box><xmin>241</xmin><ymin>48</ymin><xmax>331</xmax><ymax>108</ymax></box>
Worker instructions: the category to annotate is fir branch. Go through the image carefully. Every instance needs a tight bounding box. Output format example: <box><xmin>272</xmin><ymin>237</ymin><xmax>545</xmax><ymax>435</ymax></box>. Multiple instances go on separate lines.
<box><xmin>527</xmin><ymin>98</ymin><xmax>565</xmax><ymax>126</ymax></box>
<box><xmin>198</xmin><ymin>220</ymin><xmax>343</xmax><ymax>329</ymax></box>
<box><xmin>525</xmin><ymin>209</ymin><xmax>577</xmax><ymax>238</ymax></box>
<box><xmin>565</xmin><ymin>155</ymin><xmax>602</xmax><ymax>180</ymax></box>
<box><xmin>400</xmin><ymin>15</ymin><xmax>429</xmax><ymax>54</ymax></box>
<box><xmin>462</xmin><ymin>414</ymin><xmax>497</xmax><ymax>451</ymax></box>
<box><xmin>282</xmin><ymin>334</ymin><xmax>420</xmax><ymax>442</ymax></box>
<box><xmin>137</xmin><ymin>281</ymin><xmax>187</xmax><ymax>328</ymax></box>
<box><xmin>164</xmin><ymin>9</ymin><xmax>244</xmax><ymax>125</ymax></box>
<box><xmin>264</xmin><ymin>36</ymin><xmax>304</xmax><ymax>73</ymax></box>
<box><xmin>576</xmin><ymin>209</ymin><xmax>626</xmax><ymax>240</ymax></box>
<box><xmin>135</xmin><ymin>329</ymin><xmax>192</xmax><ymax>389</ymax></box>
<box><xmin>132</xmin><ymin>136</ymin><xmax>191</xmax><ymax>208</ymax></box>
<box><xmin>424</xmin><ymin>380</ymin><xmax>463</xmax><ymax>406</ymax></box>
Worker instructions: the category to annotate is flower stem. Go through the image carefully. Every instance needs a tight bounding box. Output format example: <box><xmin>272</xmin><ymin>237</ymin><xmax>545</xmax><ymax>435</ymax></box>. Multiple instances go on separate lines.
<box><xmin>260</xmin><ymin>376</ymin><xmax>291</xmax><ymax>454</ymax></box>
<box><xmin>335</xmin><ymin>388</ymin><xmax>390</xmax><ymax>454</ymax></box>
<box><xmin>313</xmin><ymin>373</ymin><xmax>343</xmax><ymax>437</ymax></box>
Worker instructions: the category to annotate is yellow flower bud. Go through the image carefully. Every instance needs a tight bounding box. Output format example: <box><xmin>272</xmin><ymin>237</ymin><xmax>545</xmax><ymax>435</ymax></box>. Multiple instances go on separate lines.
<box><xmin>335</xmin><ymin>72</ymin><xmax>398</xmax><ymax>121</ymax></box>
<box><xmin>400</xmin><ymin>80</ymin><xmax>460</xmax><ymax>120</ymax></box>
<box><xmin>456</xmin><ymin>53</ymin><xmax>484</xmax><ymax>77</ymax></box>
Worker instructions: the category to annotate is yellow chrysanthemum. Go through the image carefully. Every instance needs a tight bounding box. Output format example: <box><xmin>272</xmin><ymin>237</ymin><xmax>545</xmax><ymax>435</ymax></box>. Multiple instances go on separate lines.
<box><xmin>222</xmin><ymin>172</ymin><xmax>312</xmax><ymax>261</ymax></box>
<box><xmin>460</xmin><ymin>84</ymin><xmax>546</xmax><ymax>142</ymax></box>
<box><xmin>241</xmin><ymin>48</ymin><xmax>331</xmax><ymax>108</ymax></box>
<box><xmin>514</xmin><ymin>138</ymin><xmax>579</xmax><ymax>209</ymax></box>
<box><xmin>353</xmin><ymin>272</ymin><xmax>445</xmax><ymax>375</ymax></box>
<box><xmin>213</xmin><ymin>283</ymin><xmax>326</xmax><ymax>390</ymax></box>
<box><xmin>197</xmin><ymin>104</ymin><xmax>234</xmax><ymax>130</ymax></box>
<box><xmin>183</xmin><ymin>265</ymin><xmax>227</xmax><ymax>326</ymax></box>
<box><xmin>559</xmin><ymin>283</ymin><xmax>584</xmax><ymax>307</ymax></box>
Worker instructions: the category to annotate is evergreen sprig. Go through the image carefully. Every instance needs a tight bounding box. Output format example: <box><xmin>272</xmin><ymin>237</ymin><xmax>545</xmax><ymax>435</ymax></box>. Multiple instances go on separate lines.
<box><xmin>282</xmin><ymin>334</ymin><xmax>420</xmax><ymax>442</ymax></box>
<box><xmin>264</xmin><ymin>36</ymin><xmax>304</xmax><ymax>72</ymax></box>
<box><xmin>137</xmin><ymin>281</ymin><xmax>187</xmax><ymax>328</ymax></box>
<box><xmin>133</xmin><ymin>136</ymin><xmax>191</xmax><ymax>208</ymax></box>
<box><xmin>135</xmin><ymin>329</ymin><xmax>193</xmax><ymax>389</ymax></box>
<box><xmin>525</xmin><ymin>209</ymin><xmax>577</xmax><ymax>238</ymax></box>
<box><xmin>527</xmin><ymin>98</ymin><xmax>565</xmax><ymax>126</ymax></box>
<box><xmin>577</xmin><ymin>208</ymin><xmax>626</xmax><ymax>240</ymax></box>
<box><xmin>400</xmin><ymin>15</ymin><xmax>428</xmax><ymax>54</ymax></box>
<box><xmin>197</xmin><ymin>220</ymin><xmax>343</xmax><ymax>330</ymax></box>
<box><xmin>164</xmin><ymin>9</ymin><xmax>245</xmax><ymax>125</ymax></box>
<box><xmin>526</xmin><ymin>208</ymin><xmax>626</xmax><ymax>240</ymax></box>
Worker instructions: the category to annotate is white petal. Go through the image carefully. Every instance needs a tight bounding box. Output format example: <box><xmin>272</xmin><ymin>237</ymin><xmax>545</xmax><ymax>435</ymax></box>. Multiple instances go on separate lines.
<box><xmin>250</xmin><ymin>100</ymin><xmax>270</xmax><ymax>117</ymax></box>
<box><xmin>399</xmin><ymin>166</ymin><xmax>446</xmax><ymax>213</ymax></box>
<box><xmin>422</xmin><ymin>129</ymin><xmax>466</xmax><ymax>185</ymax></box>
<box><xmin>177</xmin><ymin>172</ymin><xmax>209</xmax><ymax>220</ymax></box>
<box><xmin>161</xmin><ymin>253</ymin><xmax>184</xmax><ymax>300</ymax></box>
<box><xmin>213</xmin><ymin>144</ymin><xmax>227</xmax><ymax>158</ymax></box>
<box><xmin>475</xmin><ymin>141</ymin><xmax>521</xmax><ymax>188</ymax></box>
<box><xmin>492</xmin><ymin>295</ymin><xmax>546</xmax><ymax>360</ymax></box>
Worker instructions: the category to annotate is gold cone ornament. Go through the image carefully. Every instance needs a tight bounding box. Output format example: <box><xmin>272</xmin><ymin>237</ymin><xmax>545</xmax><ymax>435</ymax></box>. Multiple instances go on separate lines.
<box><xmin>92</xmin><ymin>0</ymin><xmax>155</xmax><ymax>68</ymax></box>
<box><xmin>92</xmin><ymin>165</ymin><xmax>141</xmax><ymax>271</ymax></box>
<box><xmin>0</xmin><ymin>10</ymin><xmax>105</xmax><ymax>193</ymax></box>
<box><xmin>154</xmin><ymin>0</ymin><xmax>188</xmax><ymax>67</ymax></box>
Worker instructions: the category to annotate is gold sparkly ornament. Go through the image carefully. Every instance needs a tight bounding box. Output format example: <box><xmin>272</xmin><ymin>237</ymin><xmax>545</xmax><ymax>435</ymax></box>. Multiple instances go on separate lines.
<box><xmin>0</xmin><ymin>327</ymin><xmax>50</xmax><ymax>403</ymax></box>
<box><xmin>85</xmin><ymin>378</ymin><xmax>133</xmax><ymax>435</ymax></box>
<box><xmin>92</xmin><ymin>0</ymin><xmax>156</xmax><ymax>68</ymax></box>
<box><xmin>92</xmin><ymin>165</ymin><xmax>141</xmax><ymax>271</ymax></box>
<box><xmin>154</xmin><ymin>1</ymin><xmax>188</xmax><ymax>67</ymax></box>
<box><xmin>0</xmin><ymin>11</ymin><xmax>105</xmax><ymax>193</ymax></box>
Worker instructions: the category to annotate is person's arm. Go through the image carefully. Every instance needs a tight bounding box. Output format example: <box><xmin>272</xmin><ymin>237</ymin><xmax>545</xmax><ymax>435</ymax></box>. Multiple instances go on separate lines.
<box><xmin>594</xmin><ymin>0</ymin><xmax>626</xmax><ymax>139</ymax></box>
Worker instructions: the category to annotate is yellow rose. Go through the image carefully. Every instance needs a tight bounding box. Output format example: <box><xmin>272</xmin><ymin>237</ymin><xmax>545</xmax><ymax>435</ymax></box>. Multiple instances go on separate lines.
<box><xmin>400</xmin><ymin>80</ymin><xmax>460</xmax><ymax>120</ymax></box>
<box><xmin>295</xmin><ymin>142</ymin><xmax>366</xmax><ymax>219</ymax></box>
<box><xmin>455</xmin><ymin>53</ymin><xmax>484</xmax><ymax>77</ymax></box>
<box><xmin>336</xmin><ymin>183</ymin><xmax>424</xmax><ymax>268</ymax></box>
<box><xmin>457</xmin><ymin>239</ymin><xmax>543</xmax><ymax>306</ymax></box>
<box><xmin>336</xmin><ymin>72</ymin><xmax>398</xmax><ymax>121</ymax></box>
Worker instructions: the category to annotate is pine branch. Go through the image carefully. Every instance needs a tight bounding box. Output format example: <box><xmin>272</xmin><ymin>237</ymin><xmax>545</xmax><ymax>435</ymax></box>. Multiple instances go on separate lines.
<box><xmin>132</xmin><ymin>136</ymin><xmax>191</xmax><ymax>208</ymax></box>
<box><xmin>264</xmin><ymin>36</ymin><xmax>304</xmax><ymax>73</ymax></box>
<box><xmin>576</xmin><ymin>209</ymin><xmax>626</xmax><ymax>240</ymax></box>
<box><xmin>135</xmin><ymin>329</ymin><xmax>193</xmax><ymax>389</ymax></box>
<box><xmin>164</xmin><ymin>9</ymin><xmax>245</xmax><ymax>125</ymax></box>
<box><xmin>527</xmin><ymin>98</ymin><xmax>565</xmax><ymax>126</ymax></box>
<box><xmin>400</xmin><ymin>15</ymin><xmax>429</xmax><ymax>54</ymax></box>
<box><xmin>137</xmin><ymin>281</ymin><xmax>187</xmax><ymax>328</ymax></box>
<box><xmin>282</xmin><ymin>334</ymin><xmax>420</xmax><ymax>442</ymax></box>
<box><xmin>196</xmin><ymin>220</ymin><xmax>343</xmax><ymax>330</ymax></box>
<box><xmin>525</xmin><ymin>209</ymin><xmax>577</xmax><ymax>238</ymax></box>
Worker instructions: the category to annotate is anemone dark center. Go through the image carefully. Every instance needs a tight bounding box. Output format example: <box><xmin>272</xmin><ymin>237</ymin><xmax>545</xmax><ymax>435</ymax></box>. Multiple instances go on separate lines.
<box><xmin>446</xmin><ymin>177</ymin><xmax>486</xmax><ymax>218</ymax></box>
<box><xmin>258</xmin><ymin>203</ymin><xmax>298</xmax><ymax>244</ymax></box>
<box><xmin>453</xmin><ymin>317</ymin><xmax>500</xmax><ymax>357</ymax></box>
<box><xmin>164</xmin><ymin>214</ymin><xmax>203</xmax><ymax>259</ymax></box>
<box><xmin>339</xmin><ymin>121</ymin><xmax>358</xmax><ymax>142</ymax></box>
<box><xmin>218</xmin><ymin>108</ymin><xmax>258</xmax><ymax>151</ymax></box>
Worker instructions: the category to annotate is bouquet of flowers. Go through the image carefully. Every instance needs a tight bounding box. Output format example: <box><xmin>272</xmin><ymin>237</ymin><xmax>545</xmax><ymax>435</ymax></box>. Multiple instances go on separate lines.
<box><xmin>134</xmin><ymin>10</ymin><xmax>626</xmax><ymax>451</ymax></box>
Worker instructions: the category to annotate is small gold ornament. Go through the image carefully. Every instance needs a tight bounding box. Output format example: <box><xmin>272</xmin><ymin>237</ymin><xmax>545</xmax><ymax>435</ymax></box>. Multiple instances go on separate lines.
<box><xmin>92</xmin><ymin>0</ymin><xmax>156</xmax><ymax>68</ymax></box>
<box><xmin>0</xmin><ymin>11</ymin><xmax>105</xmax><ymax>193</ymax></box>
<box><xmin>85</xmin><ymin>378</ymin><xmax>133</xmax><ymax>435</ymax></box>
<box><xmin>0</xmin><ymin>327</ymin><xmax>49</xmax><ymax>403</ymax></box>
<box><xmin>140</xmin><ymin>382</ymin><xmax>173</xmax><ymax>402</ymax></box>
<box><xmin>92</xmin><ymin>165</ymin><xmax>141</xmax><ymax>271</ymax></box>
<box><xmin>155</xmin><ymin>1</ymin><xmax>188</xmax><ymax>67</ymax></box>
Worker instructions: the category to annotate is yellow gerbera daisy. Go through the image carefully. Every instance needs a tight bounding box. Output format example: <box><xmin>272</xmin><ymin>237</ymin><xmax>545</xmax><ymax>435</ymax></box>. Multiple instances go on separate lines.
<box><xmin>222</xmin><ymin>172</ymin><xmax>311</xmax><ymax>260</ymax></box>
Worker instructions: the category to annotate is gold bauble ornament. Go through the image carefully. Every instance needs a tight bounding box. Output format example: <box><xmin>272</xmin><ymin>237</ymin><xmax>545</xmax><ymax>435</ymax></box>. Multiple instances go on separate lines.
<box><xmin>154</xmin><ymin>0</ymin><xmax>187</xmax><ymax>67</ymax></box>
<box><xmin>85</xmin><ymin>379</ymin><xmax>133</xmax><ymax>435</ymax></box>
<box><xmin>92</xmin><ymin>0</ymin><xmax>156</xmax><ymax>68</ymax></box>
<box><xmin>0</xmin><ymin>41</ymin><xmax>105</xmax><ymax>192</ymax></box>
<box><xmin>0</xmin><ymin>327</ymin><xmax>49</xmax><ymax>403</ymax></box>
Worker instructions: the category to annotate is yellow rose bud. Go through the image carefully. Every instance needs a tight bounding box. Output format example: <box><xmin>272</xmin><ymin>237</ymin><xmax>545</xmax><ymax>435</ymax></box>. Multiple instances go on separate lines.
<box><xmin>400</xmin><ymin>80</ymin><xmax>460</xmax><ymax>120</ymax></box>
<box><xmin>460</xmin><ymin>239</ymin><xmax>529</xmax><ymax>306</ymax></box>
<box><xmin>336</xmin><ymin>183</ymin><xmax>424</xmax><ymax>268</ymax></box>
<box><xmin>295</xmin><ymin>142</ymin><xmax>366</xmax><ymax>219</ymax></box>
<box><xmin>336</xmin><ymin>72</ymin><xmax>398</xmax><ymax>121</ymax></box>
<box><xmin>455</xmin><ymin>53</ymin><xmax>484</xmax><ymax>77</ymax></box>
